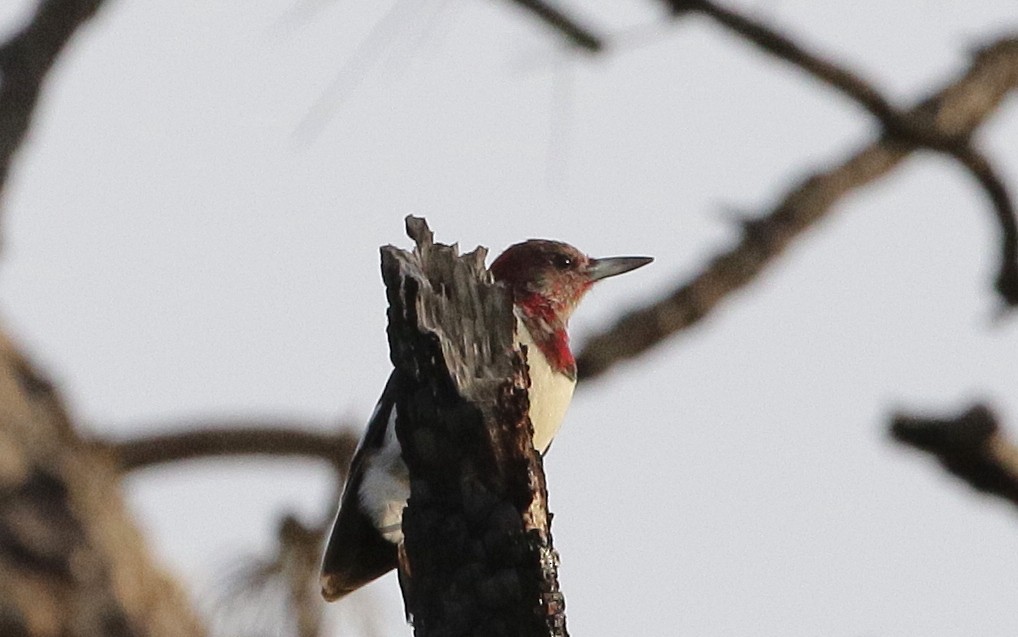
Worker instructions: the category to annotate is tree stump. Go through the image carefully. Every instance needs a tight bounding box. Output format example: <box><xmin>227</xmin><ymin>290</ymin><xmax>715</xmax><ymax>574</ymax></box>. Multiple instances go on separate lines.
<box><xmin>382</xmin><ymin>217</ymin><xmax>568</xmax><ymax>637</ymax></box>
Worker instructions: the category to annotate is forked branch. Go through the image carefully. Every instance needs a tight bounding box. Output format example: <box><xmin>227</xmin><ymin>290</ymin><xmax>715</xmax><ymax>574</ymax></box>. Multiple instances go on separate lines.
<box><xmin>577</xmin><ymin>36</ymin><xmax>1018</xmax><ymax>380</ymax></box>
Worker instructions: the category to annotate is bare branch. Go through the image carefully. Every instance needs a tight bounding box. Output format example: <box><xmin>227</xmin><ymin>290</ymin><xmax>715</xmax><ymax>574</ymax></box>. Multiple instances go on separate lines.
<box><xmin>0</xmin><ymin>0</ymin><xmax>105</xmax><ymax>201</ymax></box>
<box><xmin>504</xmin><ymin>0</ymin><xmax>603</xmax><ymax>52</ymax></box>
<box><xmin>948</xmin><ymin>145</ymin><xmax>1018</xmax><ymax>304</ymax></box>
<box><xmin>891</xmin><ymin>404</ymin><xmax>1018</xmax><ymax>509</ymax></box>
<box><xmin>576</xmin><ymin>37</ymin><xmax>1018</xmax><ymax>380</ymax></box>
<box><xmin>663</xmin><ymin>2</ymin><xmax>1018</xmax><ymax>309</ymax></box>
<box><xmin>95</xmin><ymin>422</ymin><xmax>359</xmax><ymax>473</ymax></box>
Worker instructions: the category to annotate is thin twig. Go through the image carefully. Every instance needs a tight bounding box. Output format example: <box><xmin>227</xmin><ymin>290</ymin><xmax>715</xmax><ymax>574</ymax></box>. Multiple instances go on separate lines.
<box><xmin>576</xmin><ymin>37</ymin><xmax>1018</xmax><ymax>380</ymax></box>
<box><xmin>948</xmin><ymin>145</ymin><xmax>1018</xmax><ymax>304</ymax></box>
<box><xmin>96</xmin><ymin>421</ymin><xmax>359</xmax><ymax>472</ymax></box>
<box><xmin>505</xmin><ymin>0</ymin><xmax>603</xmax><ymax>52</ymax></box>
<box><xmin>891</xmin><ymin>404</ymin><xmax>1018</xmax><ymax>509</ymax></box>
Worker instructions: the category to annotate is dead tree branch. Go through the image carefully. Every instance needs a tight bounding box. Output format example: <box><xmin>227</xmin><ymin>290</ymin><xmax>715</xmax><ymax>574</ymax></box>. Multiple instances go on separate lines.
<box><xmin>383</xmin><ymin>216</ymin><xmax>566</xmax><ymax>636</ymax></box>
<box><xmin>663</xmin><ymin>1</ymin><xmax>1018</xmax><ymax>305</ymax></box>
<box><xmin>577</xmin><ymin>36</ymin><xmax>1018</xmax><ymax>380</ymax></box>
<box><xmin>949</xmin><ymin>145</ymin><xmax>1018</xmax><ymax>302</ymax></box>
<box><xmin>94</xmin><ymin>422</ymin><xmax>359</xmax><ymax>473</ymax></box>
<box><xmin>0</xmin><ymin>0</ymin><xmax>105</xmax><ymax>202</ymax></box>
<box><xmin>891</xmin><ymin>404</ymin><xmax>1018</xmax><ymax>509</ymax></box>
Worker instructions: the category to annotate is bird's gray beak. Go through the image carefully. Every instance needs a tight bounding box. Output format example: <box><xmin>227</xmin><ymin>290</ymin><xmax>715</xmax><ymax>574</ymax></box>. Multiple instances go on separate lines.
<box><xmin>586</xmin><ymin>255</ymin><xmax>654</xmax><ymax>281</ymax></box>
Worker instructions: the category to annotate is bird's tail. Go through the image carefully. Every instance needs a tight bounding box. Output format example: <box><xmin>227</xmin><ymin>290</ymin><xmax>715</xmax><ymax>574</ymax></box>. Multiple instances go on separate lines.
<box><xmin>320</xmin><ymin>483</ymin><xmax>399</xmax><ymax>601</ymax></box>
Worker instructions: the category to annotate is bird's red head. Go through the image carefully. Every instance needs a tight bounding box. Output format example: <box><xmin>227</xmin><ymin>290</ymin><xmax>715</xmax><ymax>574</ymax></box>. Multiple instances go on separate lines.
<box><xmin>490</xmin><ymin>239</ymin><xmax>653</xmax><ymax>375</ymax></box>
<box><xmin>490</xmin><ymin>240</ymin><xmax>594</xmax><ymax>325</ymax></box>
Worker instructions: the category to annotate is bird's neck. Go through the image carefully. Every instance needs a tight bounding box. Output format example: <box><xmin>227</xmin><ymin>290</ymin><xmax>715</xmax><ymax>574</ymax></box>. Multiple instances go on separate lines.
<box><xmin>514</xmin><ymin>295</ymin><xmax>576</xmax><ymax>381</ymax></box>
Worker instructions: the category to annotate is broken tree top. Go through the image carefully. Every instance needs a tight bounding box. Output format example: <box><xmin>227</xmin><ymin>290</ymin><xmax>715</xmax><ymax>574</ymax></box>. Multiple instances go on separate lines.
<box><xmin>380</xmin><ymin>215</ymin><xmax>523</xmax><ymax>409</ymax></box>
<box><xmin>379</xmin><ymin>216</ymin><xmax>566</xmax><ymax>636</ymax></box>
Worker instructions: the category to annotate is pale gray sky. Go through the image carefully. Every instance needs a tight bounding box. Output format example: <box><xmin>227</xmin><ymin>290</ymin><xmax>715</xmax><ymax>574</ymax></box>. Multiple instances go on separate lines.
<box><xmin>2</xmin><ymin>1</ymin><xmax>1017</xmax><ymax>635</ymax></box>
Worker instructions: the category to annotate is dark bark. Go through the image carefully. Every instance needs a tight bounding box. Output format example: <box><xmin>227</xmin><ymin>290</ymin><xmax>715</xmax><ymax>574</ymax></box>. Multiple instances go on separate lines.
<box><xmin>382</xmin><ymin>217</ymin><xmax>567</xmax><ymax>637</ymax></box>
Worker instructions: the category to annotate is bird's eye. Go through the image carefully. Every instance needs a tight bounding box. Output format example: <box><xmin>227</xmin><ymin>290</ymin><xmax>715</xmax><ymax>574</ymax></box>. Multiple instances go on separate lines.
<box><xmin>551</xmin><ymin>254</ymin><xmax>573</xmax><ymax>270</ymax></box>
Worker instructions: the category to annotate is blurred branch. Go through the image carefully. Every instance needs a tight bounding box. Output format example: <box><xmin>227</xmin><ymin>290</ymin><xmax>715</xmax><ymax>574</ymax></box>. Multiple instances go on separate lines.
<box><xmin>576</xmin><ymin>36</ymin><xmax>1018</xmax><ymax>380</ymax></box>
<box><xmin>95</xmin><ymin>422</ymin><xmax>359</xmax><ymax>473</ymax></box>
<box><xmin>0</xmin><ymin>0</ymin><xmax>105</xmax><ymax>200</ymax></box>
<box><xmin>0</xmin><ymin>331</ymin><xmax>205</xmax><ymax>636</ymax></box>
<box><xmin>505</xmin><ymin>0</ymin><xmax>603</xmax><ymax>52</ymax></box>
<box><xmin>949</xmin><ymin>145</ymin><xmax>1018</xmax><ymax>302</ymax></box>
<box><xmin>891</xmin><ymin>404</ymin><xmax>1018</xmax><ymax>509</ymax></box>
<box><xmin>279</xmin><ymin>516</ymin><xmax>325</xmax><ymax>637</ymax></box>
<box><xmin>664</xmin><ymin>1</ymin><xmax>1018</xmax><ymax>305</ymax></box>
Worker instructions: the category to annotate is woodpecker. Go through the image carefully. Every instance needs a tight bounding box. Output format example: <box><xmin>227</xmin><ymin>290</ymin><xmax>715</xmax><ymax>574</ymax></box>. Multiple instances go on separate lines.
<box><xmin>320</xmin><ymin>239</ymin><xmax>652</xmax><ymax>601</ymax></box>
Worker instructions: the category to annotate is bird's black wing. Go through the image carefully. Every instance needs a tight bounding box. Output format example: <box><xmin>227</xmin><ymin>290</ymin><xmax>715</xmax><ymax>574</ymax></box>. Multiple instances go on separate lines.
<box><xmin>320</xmin><ymin>371</ymin><xmax>400</xmax><ymax>601</ymax></box>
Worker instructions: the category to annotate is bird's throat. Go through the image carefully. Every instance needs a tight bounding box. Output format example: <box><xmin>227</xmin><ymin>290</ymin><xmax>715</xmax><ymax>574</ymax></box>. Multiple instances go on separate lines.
<box><xmin>516</xmin><ymin>296</ymin><xmax>577</xmax><ymax>380</ymax></box>
<box><xmin>531</xmin><ymin>328</ymin><xmax>576</xmax><ymax>381</ymax></box>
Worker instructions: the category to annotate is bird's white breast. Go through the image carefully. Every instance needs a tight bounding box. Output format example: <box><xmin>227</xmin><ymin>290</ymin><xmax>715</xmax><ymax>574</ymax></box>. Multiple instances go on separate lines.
<box><xmin>358</xmin><ymin>317</ymin><xmax>576</xmax><ymax>545</ymax></box>
<box><xmin>516</xmin><ymin>320</ymin><xmax>576</xmax><ymax>453</ymax></box>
